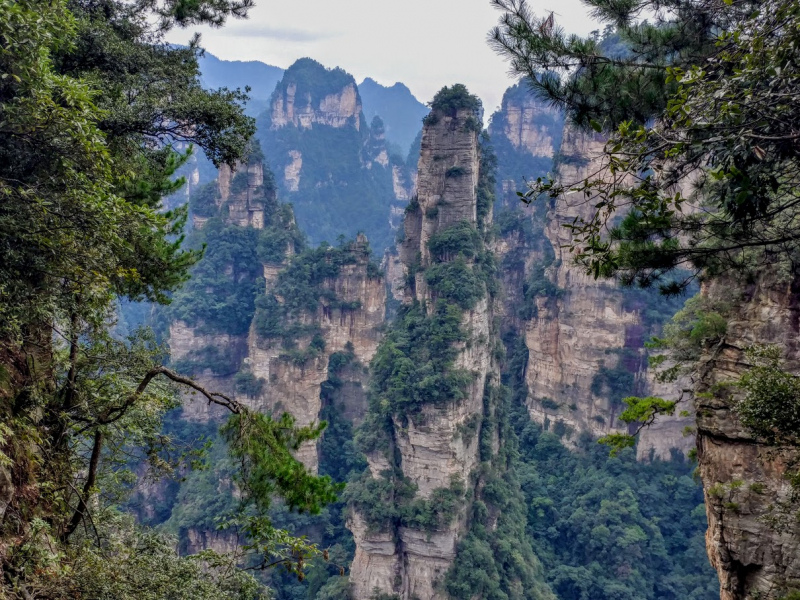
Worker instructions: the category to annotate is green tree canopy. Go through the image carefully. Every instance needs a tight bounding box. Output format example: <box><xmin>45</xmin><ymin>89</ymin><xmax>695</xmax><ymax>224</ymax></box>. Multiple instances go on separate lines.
<box><xmin>0</xmin><ymin>0</ymin><xmax>339</xmax><ymax>596</ymax></box>
<box><xmin>492</xmin><ymin>0</ymin><xmax>800</xmax><ymax>294</ymax></box>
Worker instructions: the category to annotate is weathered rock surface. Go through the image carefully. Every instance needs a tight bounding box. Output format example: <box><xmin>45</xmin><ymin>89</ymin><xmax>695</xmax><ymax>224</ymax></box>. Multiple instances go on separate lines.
<box><xmin>169</xmin><ymin>157</ymin><xmax>385</xmax><ymax>471</ymax></box>
<box><xmin>271</xmin><ymin>81</ymin><xmax>361</xmax><ymax>131</ymax></box>
<box><xmin>499</xmin><ymin>94</ymin><xmax>560</xmax><ymax>158</ymax></box>
<box><xmin>349</xmin><ymin>103</ymin><xmax>495</xmax><ymax>600</ymax></box>
<box><xmin>693</xmin><ymin>277</ymin><xmax>800</xmax><ymax>599</ymax></box>
<box><xmin>247</xmin><ymin>236</ymin><xmax>385</xmax><ymax>470</ymax></box>
<box><xmin>521</xmin><ymin>123</ymin><xmax>694</xmax><ymax>457</ymax></box>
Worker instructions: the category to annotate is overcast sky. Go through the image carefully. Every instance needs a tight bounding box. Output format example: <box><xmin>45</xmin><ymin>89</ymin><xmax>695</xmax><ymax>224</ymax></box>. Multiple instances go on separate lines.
<box><xmin>166</xmin><ymin>0</ymin><xmax>601</xmax><ymax>113</ymax></box>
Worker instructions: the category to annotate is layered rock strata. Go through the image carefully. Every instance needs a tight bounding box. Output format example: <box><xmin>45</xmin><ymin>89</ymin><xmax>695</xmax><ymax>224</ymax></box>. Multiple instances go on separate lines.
<box><xmin>347</xmin><ymin>92</ymin><xmax>544</xmax><ymax>600</ymax></box>
<box><xmin>694</xmin><ymin>276</ymin><xmax>800</xmax><ymax>599</ymax></box>
<box><xmin>521</xmin><ymin>123</ymin><xmax>694</xmax><ymax>457</ymax></box>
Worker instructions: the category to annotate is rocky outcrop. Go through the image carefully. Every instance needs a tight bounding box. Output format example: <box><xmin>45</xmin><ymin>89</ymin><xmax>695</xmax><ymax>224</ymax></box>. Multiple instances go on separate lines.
<box><xmin>392</xmin><ymin>164</ymin><xmax>415</xmax><ymax>201</ymax></box>
<box><xmin>693</xmin><ymin>277</ymin><xmax>800</xmax><ymax>599</ymax></box>
<box><xmin>499</xmin><ymin>95</ymin><xmax>560</xmax><ymax>159</ymax></box>
<box><xmin>271</xmin><ymin>81</ymin><xmax>361</xmax><ymax>131</ymax></box>
<box><xmin>284</xmin><ymin>150</ymin><xmax>302</xmax><ymax>192</ymax></box>
<box><xmin>246</xmin><ymin>235</ymin><xmax>386</xmax><ymax>471</ymax></box>
<box><xmin>519</xmin><ymin>123</ymin><xmax>694</xmax><ymax>457</ymax></box>
<box><xmin>257</xmin><ymin>59</ymin><xmax>397</xmax><ymax>252</ymax></box>
<box><xmin>488</xmin><ymin>83</ymin><xmax>564</xmax><ymax>210</ymax></box>
<box><xmin>170</xmin><ymin>149</ymin><xmax>385</xmax><ymax>471</ymax></box>
<box><xmin>347</xmin><ymin>91</ymin><xmax>540</xmax><ymax>600</ymax></box>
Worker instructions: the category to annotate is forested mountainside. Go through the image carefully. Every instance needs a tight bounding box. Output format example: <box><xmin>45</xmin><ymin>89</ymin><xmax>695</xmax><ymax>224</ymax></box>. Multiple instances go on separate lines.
<box><xmin>255</xmin><ymin>59</ymin><xmax>398</xmax><ymax>251</ymax></box>
<box><xmin>167</xmin><ymin>55</ymin><xmax>423</xmax><ymax>254</ymax></box>
<box><xmin>6</xmin><ymin>0</ymin><xmax>800</xmax><ymax>598</ymax></box>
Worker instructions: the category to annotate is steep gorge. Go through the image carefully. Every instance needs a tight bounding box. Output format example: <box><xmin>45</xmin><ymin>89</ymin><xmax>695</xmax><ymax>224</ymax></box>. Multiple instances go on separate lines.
<box><xmin>155</xmin><ymin>75</ymin><xmax>722</xmax><ymax>600</ymax></box>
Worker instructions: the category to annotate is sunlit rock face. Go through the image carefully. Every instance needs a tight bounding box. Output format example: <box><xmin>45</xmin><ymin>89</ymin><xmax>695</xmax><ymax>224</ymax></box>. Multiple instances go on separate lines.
<box><xmin>515</xmin><ymin>122</ymin><xmax>694</xmax><ymax>458</ymax></box>
<box><xmin>245</xmin><ymin>234</ymin><xmax>385</xmax><ymax>471</ymax></box>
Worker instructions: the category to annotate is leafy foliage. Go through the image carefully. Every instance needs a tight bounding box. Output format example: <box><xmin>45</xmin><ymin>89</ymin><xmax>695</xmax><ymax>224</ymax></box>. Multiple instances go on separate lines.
<box><xmin>499</xmin><ymin>334</ymin><xmax>718</xmax><ymax>599</ymax></box>
<box><xmin>22</xmin><ymin>511</ymin><xmax>268</xmax><ymax>600</ymax></box>
<box><xmin>496</xmin><ymin>0</ymin><xmax>800</xmax><ymax>292</ymax></box>
<box><xmin>429</xmin><ymin>84</ymin><xmax>482</xmax><ymax>117</ymax></box>
<box><xmin>368</xmin><ymin>301</ymin><xmax>471</xmax><ymax>416</ymax></box>
<box><xmin>425</xmin><ymin>258</ymin><xmax>486</xmax><ymax>310</ymax></box>
<box><xmin>0</xmin><ymin>0</ymin><xmax>340</xmax><ymax>594</ymax></box>
<box><xmin>170</xmin><ymin>219</ymin><xmax>262</xmax><ymax>335</ymax></box>
<box><xmin>736</xmin><ymin>345</ymin><xmax>800</xmax><ymax>444</ymax></box>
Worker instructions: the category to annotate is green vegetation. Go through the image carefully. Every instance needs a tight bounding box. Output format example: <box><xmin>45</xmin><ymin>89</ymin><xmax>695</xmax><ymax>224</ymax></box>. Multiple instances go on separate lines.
<box><xmin>429</xmin><ymin>84</ymin><xmax>482</xmax><ymax>117</ymax></box>
<box><xmin>345</xmin><ymin>473</ymin><xmax>465</xmax><ymax>532</ymax></box>
<box><xmin>368</xmin><ymin>301</ymin><xmax>472</xmax><ymax>416</ymax></box>
<box><xmin>445</xmin><ymin>166</ymin><xmax>466</xmax><ymax>178</ymax></box>
<box><xmin>254</xmin><ymin>239</ymin><xmax>381</xmax><ymax>347</ymax></box>
<box><xmin>476</xmin><ymin>133</ymin><xmax>497</xmax><ymax>227</ymax></box>
<box><xmin>428</xmin><ymin>221</ymin><xmax>483</xmax><ymax>261</ymax></box>
<box><xmin>235</xmin><ymin>369</ymin><xmax>266</xmax><ymax>397</ymax></box>
<box><xmin>170</xmin><ymin>219</ymin><xmax>262</xmax><ymax>335</ymax></box>
<box><xmin>425</xmin><ymin>258</ymin><xmax>486</xmax><ymax>310</ymax></box>
<box><xmin>496</xmin><ymin>0</ymin><xmax>800</xmax><ymax>294</ymax></box>
<box><xmin>190</xmin><ymin>181</ymin><xmax>221</xmax><ymax>217</ymax></box>
<box><xmin>515</xmin><ymin>424</ymin><xmax>717</xmax><ymax>600</ymax></box>
<box><xmin>172</xmin><ymin>151</ymin><xmax>306</xmax><ymax>344</ymax></box>
<box><xmin>445</xmin><ymin>468</ymin><xmax>553</xmax><ymax>600</ymax></box>
<box><xmin>736</xmin><ymin>345</ymin><xmax>800</xmax><ymax>445</ymax></box>
<box><xmin>0</xmin><ymin>0</ymin><xmax>349</xmax><ymax>592</ymax></box>
<box><xmin>501</xmin><ymin>334</ymin><xmax>718</xmax><ymax>600</ymax></box>
<box><xmin>591</xmin><ymin>365</ymin><xmax>637</xmax><ymax>407</ymax></box>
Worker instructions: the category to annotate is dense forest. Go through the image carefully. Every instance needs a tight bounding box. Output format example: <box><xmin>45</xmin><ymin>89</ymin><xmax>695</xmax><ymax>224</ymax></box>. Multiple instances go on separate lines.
<box><xmin>2</xmin><ymin>0</ymin><xmax>800</xmax><ymax>599</ymax></box>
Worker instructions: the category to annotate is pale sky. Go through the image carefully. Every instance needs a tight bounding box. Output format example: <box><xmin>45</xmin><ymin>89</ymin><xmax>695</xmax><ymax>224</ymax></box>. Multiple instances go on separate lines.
<box><xmin>167</xmin><ymin>0</ymin><xmax>601</xmax><ymax>113</ymax></box>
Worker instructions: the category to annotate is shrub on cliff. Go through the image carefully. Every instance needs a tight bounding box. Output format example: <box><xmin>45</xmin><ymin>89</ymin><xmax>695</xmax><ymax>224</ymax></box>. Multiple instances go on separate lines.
<box><xmin>429</xmin><ymin>84</ymin><xmax>482</xmax><ymax>117</ymax></box>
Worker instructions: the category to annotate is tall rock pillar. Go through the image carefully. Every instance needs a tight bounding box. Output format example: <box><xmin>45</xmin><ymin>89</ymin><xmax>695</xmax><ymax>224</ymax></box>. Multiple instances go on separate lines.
<box><xmin>347</xmin><ymin>86</ymin><xmax>552</xmax><ymax>600</ymax></box>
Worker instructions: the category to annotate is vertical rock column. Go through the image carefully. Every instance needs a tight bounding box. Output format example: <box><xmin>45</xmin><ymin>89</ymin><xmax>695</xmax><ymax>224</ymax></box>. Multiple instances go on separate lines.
<box><xmin>522</xmin><ymin>123</ymin><xmax>694</xmax><ymax>456</ymax></box>
<box><xmin>349</xmin><ymin>94</ymin><xmax>497</xmax><ymax>600</ymax></box>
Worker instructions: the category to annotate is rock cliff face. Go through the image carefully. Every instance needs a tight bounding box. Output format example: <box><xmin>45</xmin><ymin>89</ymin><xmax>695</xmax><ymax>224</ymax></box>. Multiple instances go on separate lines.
<box><xmin>350</xmin><ymin>100</ymin><xmax>488</xmax><ymax>600</ymax></box>
<box><xmin>488</xmin><ymin>83</ymin><xmax>564</xmax><ymax>209</ymax></box>
<box><xmin>515</xmin><ymin>123</ymin><xmax>694</xmax><ymax>457</ymax></box>
<box><xmin>257</xmin><ymin>58</ymin><xmax>398</xmax><ymax>252</ymax></box>
<box><xmin>246</xmin><ymin>235</ymin><xmax>385</xmax><ymax>470</ymax></box>
<box><xmin>693</xmin><ymin>277</ymin><xmax>800</xmax><ymax>599</ymax></box>
<box><xmin>270</xmin><ymin>80</ymin><xmax>361</xmax><ymax>131</ymax></box>
<box><xmin>169</xmin><ymin>148</ymin><xmax>385</xmax><ymax>472</ymax></box>
<box><xmin>498</xmin><ymin>95</ymin><xmax>560</xmax><ymax>160</ymax></box>
<box><xmin>348</xmin><ymin>90</ymin><xmax>551</xmax><ymax>600</ymax></box>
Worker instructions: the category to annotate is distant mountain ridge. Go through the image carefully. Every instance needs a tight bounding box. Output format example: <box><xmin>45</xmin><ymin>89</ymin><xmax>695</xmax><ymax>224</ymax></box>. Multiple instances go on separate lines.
<box><xmin>197</xmin><ymin>52</ymin><xmax>284</xmax><ymax>117</ymax></box>
<box><xmin>358</xmin><ymin>77</ymin><xmax>427</xmax><ymax>155</ymax></box>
